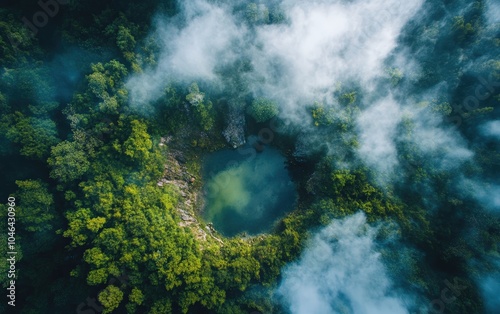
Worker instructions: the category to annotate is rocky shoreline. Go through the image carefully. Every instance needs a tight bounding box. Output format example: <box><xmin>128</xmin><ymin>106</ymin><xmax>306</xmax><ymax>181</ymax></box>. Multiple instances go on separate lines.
<box><xmin>157</xmin><ymin>137</ymin><xmax>224</xmax><ymax>245</ymax></box>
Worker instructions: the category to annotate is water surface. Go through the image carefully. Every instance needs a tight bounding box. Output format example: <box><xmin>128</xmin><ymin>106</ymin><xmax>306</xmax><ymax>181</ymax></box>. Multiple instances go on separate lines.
<box><xmin>202</xmin><ymin>138</ymin><xmax>297</xmax><ymax>237</ymax></box>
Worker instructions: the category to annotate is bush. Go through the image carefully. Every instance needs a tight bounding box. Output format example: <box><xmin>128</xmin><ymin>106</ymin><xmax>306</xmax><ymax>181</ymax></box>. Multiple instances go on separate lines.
<box><xmin>247</xmin><ymin>98</ymin><xmax>279</xmax><ymax>122</ymax></box>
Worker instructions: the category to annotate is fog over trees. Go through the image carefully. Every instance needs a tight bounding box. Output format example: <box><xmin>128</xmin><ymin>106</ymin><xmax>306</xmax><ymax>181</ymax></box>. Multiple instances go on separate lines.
<box><xmin>0</xmin><ymin>0</ymin><xmax>499</xmax><ymax>313</ymax></box>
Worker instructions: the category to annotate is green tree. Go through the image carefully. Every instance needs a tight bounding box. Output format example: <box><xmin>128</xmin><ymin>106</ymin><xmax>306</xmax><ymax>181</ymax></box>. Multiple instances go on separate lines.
<box><xmin>116</xmin><ymin>25</ymin><xmax>139</xmax><ymax>70</ymax></box>
<box><xmin>15</xmin><ymin>180</ymin><xmax>55</xmax><ymax>233</ymax></box>
<box><xmin>63</xmin><ymin>208</ymin><xmax>94</xmax><ymax>247</ymax></box>
<box><xmin>5</xmin><ymin>112</ymin><xmax>59</xmax><ymax>159</ymax></box>
<box><xmin>98</xmin><ymin>285</ymin><xmax>124</xmax><ymax>314</ymax></box>
<box><xmin>128</xmin><ymin>288</ymin><xmax>144</xmax><ymax>305</ymax></box>
<box><xmin>194</xmin><ymin>100</ymin><xmax>215</xmax><ymax>131</ymax></box>
<box><xmin>48</xmin><ymin>141</ymin><xmax>90</xmax><ymax>182</ymax></box>
<box><xmin>85</xmin><ymin>61</ymin><xmax>128</xmax><ymax>115</ymax></box>
<box><xmin>0</xmin><ymin>13</ymin><xmax>40</xmax><ymax>65</ymax></box>
<box><xmin>247</xmin><ymin>98</ymin><xmax>279</xmax><ymax>122</ymax></box>
<box><xmin>452</xmin><ymin>16</ymin><xmax>475</xmax><ymax>41</ymax></box>
<box><xmin>123</xmin><ymin>120</ymin><xmax>152</xmax><ymax>161</ymax></box>
<box><xmin>246</xmin><ymin>3</ymin><xmax>259</xmax><ymax>23</ymax></box>
<box><xmin>186</xmin><ymin>83</ymin><xmax>215</xmax><ymax>131</ymax></box>
<box><xmin>311</xmin><ymin>103</ymin><xmax>333</xmax><ymax>126</ymax></box>
<box><xmin>116</xmin><ymin>26</ymin><xmax>136</xmax><ymax>53</ymax></box>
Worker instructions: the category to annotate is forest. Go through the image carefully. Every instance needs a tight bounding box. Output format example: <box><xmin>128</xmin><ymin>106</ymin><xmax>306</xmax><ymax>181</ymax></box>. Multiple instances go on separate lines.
<box><xmin>0</xmin><ymin>0</ymin><xmax>499</xmax><ymax>313</ymax></box>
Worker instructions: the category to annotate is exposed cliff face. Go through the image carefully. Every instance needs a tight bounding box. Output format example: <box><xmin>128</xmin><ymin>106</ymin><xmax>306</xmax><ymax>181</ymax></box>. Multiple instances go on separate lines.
<box><xmin>222</xmin><ymin>105</ymin><xmax>246</xmax><ymax>148</ymax></box>
<box><xmin>157</xmin><ymin>137</ymin><xmax>223</xmax><ymax>244</ymax></box>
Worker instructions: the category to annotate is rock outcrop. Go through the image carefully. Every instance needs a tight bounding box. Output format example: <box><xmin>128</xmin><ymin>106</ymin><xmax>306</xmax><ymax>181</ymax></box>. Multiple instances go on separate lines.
<box><xmin>157</xmin><ymin>141</ymin><xmax>224</xmax><ymax>245</ymax></box>
<box><xmin>222</xmin><ymin>106</ymin><xmax>246</xmax><ymax>148</ymax></box>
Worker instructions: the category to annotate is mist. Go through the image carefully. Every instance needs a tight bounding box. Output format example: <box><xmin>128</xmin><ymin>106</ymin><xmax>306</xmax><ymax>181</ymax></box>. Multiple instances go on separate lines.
<box><xmin>276</xmin><ymin>212</ymin><xmax>421</xmax><ymax>314</ymax></box>
<box><xmin>126</xmin><ymin>0</ymin><xmax>478</xmax><ymax>182</ymax></box>
<box><xmin>127</xmin><ymin>0</ymin><xmax>424</xmax><ymax>112</ymax></box>
<box><xmin>480</xmin><ymin>266</ymin><xmax>500</xmax><ymax>313</ymax></box>
<box><xmin>481</xmin><ymin>120</ymin><xmax>500</xmax><ymax>139</ymax></box>
<box><xmin>124</xmin><ymin>0</ymin><xmax>500</xmax><ymax>312</ymax></box>
<box><xmin>127</xmin><ymin>0</ymin><xmax>242</xmax><ymax>104</ymax></box>
<box><xmin>485</xmin><ymin>0</ymin><xmax>500</xmax><ymax>25</ymax></box>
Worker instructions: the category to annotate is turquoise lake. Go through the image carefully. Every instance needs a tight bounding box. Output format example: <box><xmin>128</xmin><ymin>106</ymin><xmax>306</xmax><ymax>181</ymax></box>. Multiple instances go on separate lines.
<box><xmin>202</xmin><ymin>137</ymin><xmax>297</xmax><ymax>237</ymax></box>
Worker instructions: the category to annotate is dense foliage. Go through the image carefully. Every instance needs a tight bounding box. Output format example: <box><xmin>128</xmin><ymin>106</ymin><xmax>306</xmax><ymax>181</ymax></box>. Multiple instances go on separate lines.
<box><xmin>0</xmin><ymin>0</ymin><xmax>498</xmax><ymax>313</ymax></box>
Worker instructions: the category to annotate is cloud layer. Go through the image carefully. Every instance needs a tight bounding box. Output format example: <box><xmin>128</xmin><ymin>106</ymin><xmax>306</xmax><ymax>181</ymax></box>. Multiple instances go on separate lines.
<box><xmin>127</xmin><ymin>0</ymin><xmax>424</xmax><ymax>112</ymax></box>
<box><xmin>276</xmin><ymin>212</ymin><xmax>417</xmax><ymax>314</ymax></box>
<box><xmin>126</xmin><ymin>0</ymin><xmax>478</xmax><ymax>181</ymax></box>
<box><xmin>124</xmin><ymin>1</ymin><xmax>500</xmax><ymax>310</ymax></box>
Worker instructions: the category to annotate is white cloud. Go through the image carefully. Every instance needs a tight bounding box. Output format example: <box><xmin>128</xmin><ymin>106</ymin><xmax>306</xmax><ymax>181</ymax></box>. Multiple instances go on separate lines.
<box><xmin>485</xmin><ymin>0</ymin><xmax>500</xmax><ymax>26</ymax></box>
<box><xmin>250</xmin><ymin>0</ymin><xmax>423</xmax><ymax>122</ymax></box>
<box><xmin>409</xmin><ymin>107</ymin><xmax>473</xmax><ymax>171</ymax></box>
<box><xmin>481</xmin><ymin>120</ymin><xmax>500</xmax><ymax>139</ymax></box>
<box><xmin>122</xmin><ymin>1</ymin><xmax>500</xmax><ymax>310</ymax></box>
<box><xmin>157</xmin><ymin>1</ymin><xmax>240</xmax><ymax>80</ymax></box>
<box><xmin>459</xmin><ymin>178</ymin><xmax>500</xmax><ymax>213</ymax></box>
<box><xmin>277</xmin><ymin>212</ymin><xmax>416</xmax><ymax>314</ymax></box>
<box><xmin>127</xmin><ymin>0</ymin><xmax>242</xmax><ymax>104</ymax></box>
<box><xmin>127</xmin><ymin>0</ymin><xmax>424</xmax><ymax>115</ymax></box>
<box><xmin>126</xmin><ymin>0</ymin><xmax>479</xmax><ymax>188</ymax></box>
<box><xmin>480</xmin><ymin>273</ymin><xmax>500</xmax><ymax>313</ymax></box>
<box><xmin>356</xmin><ymin>96</ymin><xmax>402</xmax><ymax>176</ymax></box>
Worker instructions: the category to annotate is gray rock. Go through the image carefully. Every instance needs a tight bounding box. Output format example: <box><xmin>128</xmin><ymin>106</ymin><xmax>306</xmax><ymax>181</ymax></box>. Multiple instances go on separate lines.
<box><xmin>222</xmin><ymin>105</ymin><xmax>246</xmax><ymax>148</ymax></box>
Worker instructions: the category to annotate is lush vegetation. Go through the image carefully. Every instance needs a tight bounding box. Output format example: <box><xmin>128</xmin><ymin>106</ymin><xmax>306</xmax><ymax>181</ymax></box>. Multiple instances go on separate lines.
<box><xmin>0</xmin><ymin>0</ymin><xmax>498</xmax><ymax>313</ymax></box>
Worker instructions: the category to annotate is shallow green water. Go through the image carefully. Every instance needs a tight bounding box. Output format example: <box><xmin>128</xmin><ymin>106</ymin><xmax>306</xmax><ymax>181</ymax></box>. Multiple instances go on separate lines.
<box><xmin>202</xmin><ymin>138</ymin><xmax>297</xmax><ymax>237</ymax></box>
